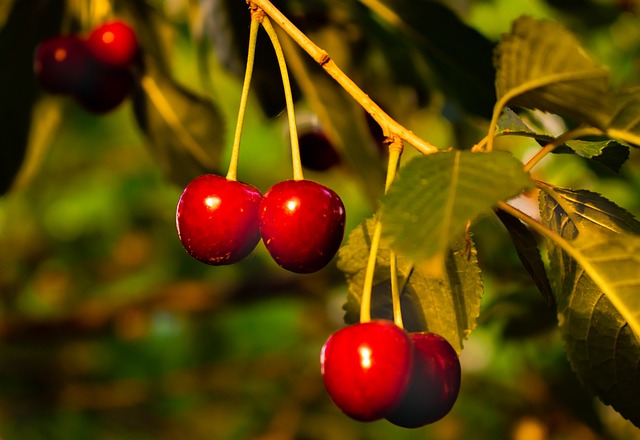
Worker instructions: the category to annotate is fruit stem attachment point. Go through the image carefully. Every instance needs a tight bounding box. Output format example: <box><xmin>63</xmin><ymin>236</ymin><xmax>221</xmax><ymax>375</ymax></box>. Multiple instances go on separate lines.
<box><xmin>260</xmin><ymin>15</ymin><xmax>304</xmax><ymax>181</ymax></box>
<box><xmin>226</xmin><ymin>17</ymin><xmax>260</xmax><ymax>181</ymax></box>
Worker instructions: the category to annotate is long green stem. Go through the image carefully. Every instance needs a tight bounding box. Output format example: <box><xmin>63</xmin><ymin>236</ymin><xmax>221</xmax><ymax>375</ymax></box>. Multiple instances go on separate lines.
<box><xmin>226</xmin><ymin>18</ymin><xmax>260</xmax><ymax>181</ymax></box>
<box><xmin>360</xmin><ymin>219</ymin><xmax>383</xmax><ymax>324</ymax></box>
<box><xmin>385</xmin><ymin>140</ymin><xmax>404</xmax><ymax>328</ymax></box>
<box><xmin>261</xmin><ymin>16</ymin><xmax>304</xmax><ymax>181</ymax></box>
<box><xmin>360</xmin><ymin>138</ymin><xmax>404</xmax><ymax>325</ymax></box>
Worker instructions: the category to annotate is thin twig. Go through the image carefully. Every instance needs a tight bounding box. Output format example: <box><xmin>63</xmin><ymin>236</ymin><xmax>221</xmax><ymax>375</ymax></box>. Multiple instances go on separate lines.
<box><xmin>249</xmin><ymin>0</ymin><xmax>439</xmax><ymax>155</ymax></box>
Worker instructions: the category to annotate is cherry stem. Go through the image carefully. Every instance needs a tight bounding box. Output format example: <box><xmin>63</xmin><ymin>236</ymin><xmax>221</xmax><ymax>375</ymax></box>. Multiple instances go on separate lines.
<box><xmin>360</xmin><ymin>137</ymin><xmax>405</xmax><ymax>326</ymax></box>
<box><xmin>523</xmin><ymin>126</ymin><xmax>601</xmax><ymax>172</ymax></box>
<box><xmin>260</xmin><ymin>15</ymin><xmax>304</xmax><ymax>181</ymax></box>
<box><xmin>249</xmin><ymin>0</ymin><xmax>438</xmax><ymax>156</ymax></box>
<box><xmin>226</xmin><ymin>17</ymin><xmax>260</xmax><ymax>181</ymax></box>
<box><xmin>386</xmin><ymin>138</ymin><xmax>404</xmax><ymax>328</ymax></box>
<box><xmin>359</xmin><ymin>219</ymin><xmax>382</xmax><ymax>324</ymax></box>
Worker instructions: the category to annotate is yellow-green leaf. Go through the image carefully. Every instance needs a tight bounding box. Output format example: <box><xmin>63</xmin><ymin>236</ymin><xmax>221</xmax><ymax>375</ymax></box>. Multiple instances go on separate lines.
<box><xmin>381</xmin><ymin>150</ymin><xmax>532</xmax><ymax>273</ymax></box>
<box><xmin>494</xmin><ymin>16</ymin><xmax>612</xmax><ymax>129</ymax></box>
<box><xmin>540</xmin><ymin>184</ymin><xmax>640</xmax><ymax>426</ymax></box>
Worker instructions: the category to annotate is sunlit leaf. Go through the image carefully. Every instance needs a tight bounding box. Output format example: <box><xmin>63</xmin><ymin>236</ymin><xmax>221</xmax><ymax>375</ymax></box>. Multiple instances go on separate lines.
<box><xmin>540</xmin><ymin>184</ymin><xmax>640</xmax><ymax>426</ymax></box>
<box><xmin>338</xmin><ymin>218</ymin><xmax>483</xmax><ymax>353</ymax></box>
<box><xmin>381</xmin><ymin>150</ymin><xmax>532</xmax><ymax>273</ymax></box>
<box><xmin>607</xmin><ymin>88</ymin><xmax>640</xmax><ymax>147</ymax></box>
<box><xmin>494</xmin><ymin>16</ymin><xmax>612</xmax><ymax>129</ymax></box>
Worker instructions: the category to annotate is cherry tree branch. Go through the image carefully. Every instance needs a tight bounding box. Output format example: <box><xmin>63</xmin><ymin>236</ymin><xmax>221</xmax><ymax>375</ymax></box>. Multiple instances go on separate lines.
<box><xmin>248</xmin><ymin>0</ymin><xmax>439</xmax><ymax>155</ymax></box>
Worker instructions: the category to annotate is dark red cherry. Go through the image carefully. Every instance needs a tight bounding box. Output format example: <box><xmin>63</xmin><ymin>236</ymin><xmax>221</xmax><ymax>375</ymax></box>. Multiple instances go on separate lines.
<box><xmin>176</xmin><ymin>174</ymin><xmax>262</xmax><ymax>265</ymax></box>
<box><xmin>73</xmin><ymin>65</ymin><xmax>133</xmax><ymax>113</ymax></box>
<box><xmin>259</xmin><ymin>179</ymin><xmax>345</xmax><ymax>273</ymax></box>
<box><xmin>86</xmin><ymin>20</ymin><xmax>139</xmax><ymax>68</ymax></box>
<box><xmin>298</xmin><ymin>129</ymin><xmax>340</xmax><ymax>171</ymax></box>
<box><xmin>386</xmin><ymin>332</ymin><xmax>461</xmax><ymax>428</ymax></box>
<box><xmin>34</xmin><ymin>35</ymin><xmax>94</xmax><ymax>95</ymax></box>
<box><xmin>321</xmin><ymin>320</ymin><xmax>414</xmax><ymax>421</ymax></box>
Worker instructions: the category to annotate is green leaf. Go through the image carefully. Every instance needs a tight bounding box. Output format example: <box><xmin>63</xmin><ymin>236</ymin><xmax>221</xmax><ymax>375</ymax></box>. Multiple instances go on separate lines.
<box><xmin>496</xmin><ymin>108</ymin><xmax>630</xmax><ymax>172</ymax></box>
<box><xmin>338</xmin><ymin>218</ymin><xmax>483</xmax><ymax>353</ymax></box>
<box><xmin>494</xmin><ymin>16</ymin><xmax>612</xmax><ymax>129</ymax></box>
<box><xmin>381</xmin><ymin>150</ymin><xmax>532</xmax><ymax>273</ymax></box>
<box><xmin>539</xmin><ymin>184</ymin><xmax>640</xmax><ymax>426</ymax></box>
<box><xmin>363</xmin><ymin>0</ymin><xmax>496</xmax><ymax>118</ymax></box>
<box><xmin>0</xmin><ymin>0</ymin><xmax>65</xmax><ymax>194</ymax></box>
<box><xmin>131</xmin><ymin>63</ymin><xmax>225</xmax><ymax>187</ymax></box>
<box><xmin>495</xmin><ymin>209</ymin><xmax>554</xmax><ymax>308</ymax></box>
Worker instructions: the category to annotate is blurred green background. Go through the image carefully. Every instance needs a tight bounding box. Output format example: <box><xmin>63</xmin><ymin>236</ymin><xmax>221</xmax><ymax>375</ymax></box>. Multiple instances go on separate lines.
<box><xmin>2</xmin><ymin>0</ymin><xmax>640</xmax><ymax>438</ymax></box>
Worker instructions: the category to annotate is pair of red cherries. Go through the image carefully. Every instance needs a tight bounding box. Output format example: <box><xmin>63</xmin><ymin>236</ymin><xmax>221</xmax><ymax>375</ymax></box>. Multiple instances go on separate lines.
<box><xmin>321</xmin><ymin>320</ymin><xmax>461</xmax><ymax>428</ymax></box>
<box><xmin>33</xmin><ymin>21</ymin><xmax>138</xmax><ymax>113</ymax></box>
<box><xmin>176</xmin><ymin>175</ymin><xmax>346</xmax><ymax>274</ymax></box>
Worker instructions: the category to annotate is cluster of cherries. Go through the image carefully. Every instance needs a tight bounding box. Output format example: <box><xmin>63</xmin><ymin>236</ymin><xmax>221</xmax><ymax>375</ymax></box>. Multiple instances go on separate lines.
<box><xmin>321</xmin><ymin>320</ymin><xmax>461</xmax><ymax>428</ymax></box>
<box><xmin>33</xmin><ymin>20</ymin><xmax>139</xmax><ymax>114</ymax></box>
<box><xmin>175</xmin><ymin>174</ymin><xmax>346</xmax><ymax>274</ymax></box>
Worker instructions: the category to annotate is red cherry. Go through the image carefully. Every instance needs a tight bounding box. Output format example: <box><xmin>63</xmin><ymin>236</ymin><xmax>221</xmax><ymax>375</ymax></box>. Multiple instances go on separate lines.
<box><xmin>259</xmin><ymin>179</ymin><xmax>345</xmax><ymax>273</ymax></box>
<box><xmin>321</xmin><ymin>320</ymin><xmax>414</xmax><ymax>421</ymax></box>
<box><xmin>73</xmin><ymin>65</ymin><xmax>134</xmax><ymax>113</ymax></box>
<box><xmin>298</xmin><ymin>129</ymin><xmax>341</xmax><ymax>171</ymax></box>
<box><xmin>386</xmin><ymin>332</ymin><xmax>461</xmax><ymax>428</ymax></box>
<box><xmin>176</xmin><ymin>174</ymin><xmax>262</xmax><ymax>265</ymax></box>
<box><xmin>33</xmin><ymin>35</ymin><xmax>94</xmax><ymax>95</ymax></box>
<box><xmin>86</xmin><ymin>20</ymin><xmax>139</xmax><ymax>68</ymax></box>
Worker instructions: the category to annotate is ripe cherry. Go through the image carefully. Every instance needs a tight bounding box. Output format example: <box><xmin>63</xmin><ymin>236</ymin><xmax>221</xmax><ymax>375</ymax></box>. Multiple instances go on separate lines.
<box><xmin>259</xmin><ymin>179</ymin><xmax>345</xmax><ymax>273</ymax></box>
<box><xmin>298</xmin><ymin>129</ymin><xmax>341</xmax><ymax>171</ymax></box>
<box><xmin>321</xmin><ymin>320</ymin><xmax>414</xmax><ymax>421</ymax></box>
<box><xmin>176</xmin><ymin>174</ymin><xmax>262</xmax><ymax>265</ymax></box>
<box><xmin>33</xmin><ymin>35</ymin><xmax>94</xmax><ymax>95</ymax></box>
<box><xmin>86</xmin><ymin>20</ymin><xmax>139</xmax><ymax>68</ymax></box>
<box><xmin>386</xmin><ymin>332</ymin><xmax>461</xmax><ymax>428</ymax></box>
<box><xmin>73</xmin><ymin>65</ymin><xmax>134</xmax><ymax>114</ymax></box>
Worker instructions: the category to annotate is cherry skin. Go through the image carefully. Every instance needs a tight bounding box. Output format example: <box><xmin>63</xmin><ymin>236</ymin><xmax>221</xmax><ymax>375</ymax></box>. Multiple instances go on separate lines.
<box><xmin>386</xmin><ymin>332</ymin><xmax>461</xmax><ymax>428</ymax></box>
<box><xmin>320</xmin><ymin>320</ymin><xmax>414</xmax><ymax>422</ymax></box>
<box><xmin>176</xmin><ymin>174</ymin><xmax>262</xmax><ymax>265</ymax></box>
<box><xmin>259</xmin><ymin>179</ymin><xmax>345</xmax><ymax>273</ymax></box>
<box><xmin>34</xmin><ymin>35</ymin><xmax>94</xmax><ymax>95</ymax></box>
<box><xmin>73</xmin><ymin>65</ymin><xmax>134</xmax><ymax>114</ymax></box>
<box><xmin>298</xmin><ymin>129</ymin><xmax>341</xmax><ymax>171</ymax></box>
<box><xmin>86</xmin><ymin>20</ymin><xmax>139</xmax><ymax>68</ymax></box>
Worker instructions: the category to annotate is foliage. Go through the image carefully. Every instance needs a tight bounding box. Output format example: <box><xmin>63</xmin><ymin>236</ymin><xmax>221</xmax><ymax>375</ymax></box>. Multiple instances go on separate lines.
<box><xmin>2</xmin><ymin>0</ymin><xmax>640</xmax><ymax>439</ymax></box>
